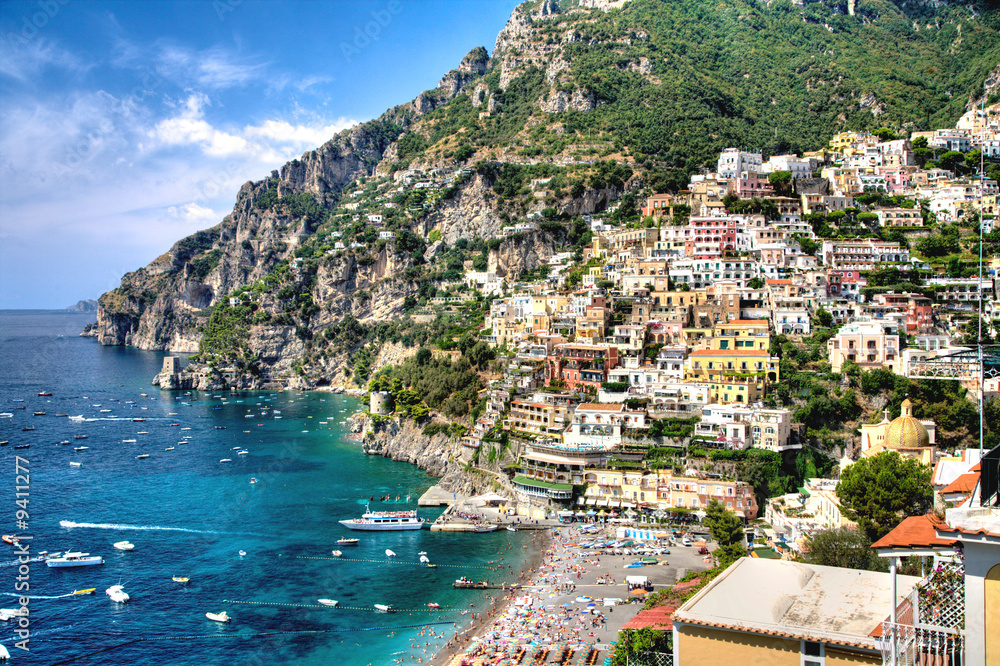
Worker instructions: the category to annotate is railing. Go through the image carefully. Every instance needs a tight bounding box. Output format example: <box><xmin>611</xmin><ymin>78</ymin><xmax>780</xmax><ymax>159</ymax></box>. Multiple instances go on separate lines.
<box><xmin>879</xmin><ymin>622</ymin><xmax>962</xmax><ymax>666</ymax></box>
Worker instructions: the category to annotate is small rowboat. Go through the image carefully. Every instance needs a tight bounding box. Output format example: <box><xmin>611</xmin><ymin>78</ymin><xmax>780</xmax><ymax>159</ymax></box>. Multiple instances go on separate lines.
<box><xmin>317</xmin><ymin>599</ymin><xmax>338</xmax><ymax>607</ymax></box>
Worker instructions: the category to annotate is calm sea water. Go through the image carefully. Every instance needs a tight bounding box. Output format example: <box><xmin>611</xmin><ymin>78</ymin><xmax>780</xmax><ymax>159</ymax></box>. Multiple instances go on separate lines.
<box><xmin>0</xmin><ymin>311</ymin><xmax>533</xmax><ymax>665</ymax></box>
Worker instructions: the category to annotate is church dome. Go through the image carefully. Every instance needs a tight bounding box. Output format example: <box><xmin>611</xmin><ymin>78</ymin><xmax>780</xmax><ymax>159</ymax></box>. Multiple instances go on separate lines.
<box><xmin>884</xmin><ymin>398</ymin><xmax>930</xmax><ymax>449</ymax></box>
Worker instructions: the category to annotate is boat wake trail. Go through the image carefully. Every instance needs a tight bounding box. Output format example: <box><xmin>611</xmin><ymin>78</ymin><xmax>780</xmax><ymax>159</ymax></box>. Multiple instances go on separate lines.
<box><xmin>59</xmin><ymin>520</ymin><xmax>266</xmax><ymax>537</ymax></box>
<box><xmin>1</xmin><ymin>591</ymin><xmax>85</xmax><ymax>599</ymax></box>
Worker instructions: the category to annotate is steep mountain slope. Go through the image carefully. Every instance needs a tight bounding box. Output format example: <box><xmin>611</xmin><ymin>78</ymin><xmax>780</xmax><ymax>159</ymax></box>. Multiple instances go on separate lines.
<box><xmin>90</xmin><ymin>0</ymin><xmax>1000</xmax><ymax>389</ymax></box>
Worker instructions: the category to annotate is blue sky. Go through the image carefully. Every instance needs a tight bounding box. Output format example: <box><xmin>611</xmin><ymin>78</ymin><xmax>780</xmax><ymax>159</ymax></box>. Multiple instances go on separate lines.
<box><xmin>0</xmin><ymin>0</ymin><xmax>520</xmax><ymax>309</ymax></box>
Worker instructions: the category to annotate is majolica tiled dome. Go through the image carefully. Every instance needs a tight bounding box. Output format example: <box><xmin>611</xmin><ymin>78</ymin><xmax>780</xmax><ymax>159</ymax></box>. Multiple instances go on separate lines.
<box><xmin>885</xmin><ymin>398</ymin><xmax>930</xmax><ymax>449</ymax></box>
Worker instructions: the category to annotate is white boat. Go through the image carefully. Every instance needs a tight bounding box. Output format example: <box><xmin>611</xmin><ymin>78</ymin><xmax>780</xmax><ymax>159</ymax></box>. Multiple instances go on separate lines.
<box><xmin>206</xmin><ymin>611</ymin><xmax>230</xmax><ymax>623</ymax></box>
<box><xmin>172</xmin><ymin>576</ymin><xmax>189</xmax><ymax>583</ymax></box>
<box><xmin>164</xmin><ymin>447</ymin><xmax>174</xmax><ymax>451</ymax></box>
<box><xmin>331</xmin><ymin>550</ymin><xmax>342</xmax><ymax>557</ymax></box>
<box><xmin>0</xmin><ymin>609</ymin><xmax>22</xmax><ymax>621</ymax></box>
<box><xmin>46</xmin><ymin>552</ymin><xmax>104</xmax><ymax>567</ymax></box>
<box><xmin>419</xmin><ymin>555</ymin><xmax>430</xmax><ymax>563</ymax></box>
<box><xmin>475</xmin><ymin>525</ymin><xmax>498</xmax><ymax>533</ymax></box>
<box><xmin>507</xmin><ymin>526</ymin><xmax>517</xmax><ymax>532</ymax></box>
<box><xmin>106</xmin><ymin>585</ymin><xmax>129</xmax><ymax>603</ymax></box>
<box><xmin>373</xmin><ymin>604</ymin><xmax>391</xmax><ymax>612</ymax></box>
<box><xmin>113</xmin><ymin>541</ymin><xmax>134</xmax><ymax>551</ymax></box>
<box><xmin>249</xmin><ymin>478</ymin><xmax>257</xmax><ymax>485</ymax></box>
<box><xmin>69</xmin><ymin>462</ymin><xmax>82</xmax><ymax>467</ymax></box>
<box><xmin>317</xmin><ymin>599</ymin><xmax>338</xmax><ymax>607</ymax></box>
<box><xmin>220</xmin><ymin>459</ymin><xmax>232</xmax><ymax>463</ymax></box>
<box><xmin>385</xmin><ymin>549</ymin><xmax>396</xmax><ymax>557</ymax></box>
<box><xmin>338</xmin><ymin>505</ymin><xmax>424</xmax><ymax>532</ymax></box>
<box><xmin>74</xmin><ymin>446</ymin><xmax>89</xmax><ymax>451</ymax></box>
<box><xmin>122</xmin><ymin>439</ymin><xmax>136</xmax><ymax>443</ymax></box>
<box><xmin>238</xmin><ymin>550</ymin><xmax>246</xmax><ymax>557</ymax></box>
<box><xmin>135</xmin><ymin>454</ymin><xmax>149</xmax><ymax>459</ymax></box>
<box><xmin>237</xmin><ymin>450</ymin><xmax>248</xmax><ymax>455</ymax></box>
<box><xmin>0</xmin><ymin>643</ymin><xmax>9</xmax><ymax>660</ymax></box>
<box><xmin>68</xmin><ymin>415</ymin><xmax>85</xmax><ymax>421</ymax></box>
<box><xmin>0</xmin><ymin>413</ymin><xmax>12</xmax><ymax>419</ymax></box>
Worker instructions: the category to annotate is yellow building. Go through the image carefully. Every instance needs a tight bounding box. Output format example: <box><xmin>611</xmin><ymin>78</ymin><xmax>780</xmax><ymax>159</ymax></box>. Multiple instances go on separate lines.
<box><xmin>706</xmin><ymin>379</ymin><xmax>764</xmax><ymax>405</ymax></box>
<box><xmin>859</xmin><ymin>398</ymin><xmax>936</xmax><ymax>465</ymax></box>
<box><xmin>673</xmin><ymin>558</ymin><xmax>921</xmax><ymax>666</ymax></box>
<box><xmin>684</xmin><ymin>350</ymin><xmax>780</xmax><ymax>384</ymax></box>
<box><xmin>709</xmin><ymin>319</ymin><xmax>770</xmax><ymax>351</ymax></box>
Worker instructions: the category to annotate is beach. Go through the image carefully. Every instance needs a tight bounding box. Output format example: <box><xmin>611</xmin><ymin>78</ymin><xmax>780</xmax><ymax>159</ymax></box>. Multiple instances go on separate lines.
<box><xmin>428</xmin><ymin>521</ymin><xmax>712</xmax><ymax>666</ymax></box>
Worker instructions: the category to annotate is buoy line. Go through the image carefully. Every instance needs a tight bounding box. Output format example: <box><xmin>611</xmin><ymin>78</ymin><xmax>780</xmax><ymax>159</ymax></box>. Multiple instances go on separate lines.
<box><xmin>224</xmin><ymin>599</ymin><xmax>453</xmax><ymax>612</ymax></box>
<box><xmin>40</xmin><ymin>622</ymin><xmax>458</xmax><ymax>664</ymax></box>
<box><xmin>292</xmin><ymin>555</ymin><xmax>502</xmax><ymax>569</ymax></box>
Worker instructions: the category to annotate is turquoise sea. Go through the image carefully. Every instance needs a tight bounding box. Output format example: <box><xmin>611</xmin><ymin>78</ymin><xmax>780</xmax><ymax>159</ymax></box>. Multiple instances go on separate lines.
<box><xmin>0</xmin><ymin>311</ymin><xmax>534</xmax><ymax>665</ymax></box>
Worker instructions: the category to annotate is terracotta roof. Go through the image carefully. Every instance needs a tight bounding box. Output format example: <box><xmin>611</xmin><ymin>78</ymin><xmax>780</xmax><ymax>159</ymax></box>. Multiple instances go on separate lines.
<box><xmin>766</xmin><ymin>279</ymin><xmax>793</xmax><ymax>284</ymax></box>
<box><xmin>621</xmin><ymin>604</ymin><xmax>678</xmax><ymax>631</ymax></box>
<box><xmin>970</xmin><ymin>462</ymin><xmax>982</xmax><ymax>471</ymax></box>
<box><xmin>724</xmin><ymin>319</ymin><xmax>769</xmax><ymax>326</ymax></box>
<box><xmin>576</xmin><ymin>403</ymin><xmax>624</xmax><ymax>412</ymax></box>
<box><xmin>935</xmin><ymin>524</ymin><xmax>1000</xmax><ymax>539</ymax></box>
<box><xmin>941</xmin><ymin>473</ymin><xmax>978</xmax><ymax>495</ymax></box>
<box><xmin>689</xmin><ymin>349</ymin><xmax>771</xmax><ymax>356</ymax></box>
<box><xmin>871</xmin><ymin>514</ymin><xmax>957</xmax><ymax>550</ymax></box>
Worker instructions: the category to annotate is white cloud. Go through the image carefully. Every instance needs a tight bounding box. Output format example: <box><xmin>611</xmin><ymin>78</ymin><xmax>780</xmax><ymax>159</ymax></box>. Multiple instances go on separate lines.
<box><xmin>156</xmin><ymin>44</ymin><xmax>266</xmax><ymax>89</ymax></box>
<box><xmin>0</xmin><ymin>37</ymin><xmax>86</xmax><ymax>82</ymax></box>
<box><xmin>167</xmin><ymin>202</ymin><xmax>225</xmax><ymax>225</ymax></box>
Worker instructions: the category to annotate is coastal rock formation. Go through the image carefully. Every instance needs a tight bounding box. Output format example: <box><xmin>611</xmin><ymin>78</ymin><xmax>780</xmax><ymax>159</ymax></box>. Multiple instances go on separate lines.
<box><xmin>66</xmin><ymin>299</ymin><xmax>98</xmax><ymax>312</ymax></box>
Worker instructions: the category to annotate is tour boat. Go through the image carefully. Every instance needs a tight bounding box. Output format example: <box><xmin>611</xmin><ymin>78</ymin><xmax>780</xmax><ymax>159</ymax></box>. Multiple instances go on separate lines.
<box><xmin>338</xmin><ymin>505</ymin><xmax>424</xmax><ymax>532</ymax></box>
<box><xmin>113</xmin><ymin>541</ymin><xmax>134</xmax><ymax>551</ymax></box>
<box><xmin>46</xmin><ymin>552</ymin><xmax>104</xmax><ymax>567</ymax></box>
<box><xmin>206</xmin><ymin>611</ymin><xmax>230</xmax><ymax>623</ymax></box>
<box><xmin>317</xmin><ymin>599</ymin><xmax>338</xmax><ymax>607</ymax></box>
<box><xmin>335</xmin><ymin>537</ymin><xmax>359</xmax><ymax>546</ymax></box>
<box><xmin>106</xmin><ymin>585</ymin><xmax>129</xmax><ymax>603</ymax></box>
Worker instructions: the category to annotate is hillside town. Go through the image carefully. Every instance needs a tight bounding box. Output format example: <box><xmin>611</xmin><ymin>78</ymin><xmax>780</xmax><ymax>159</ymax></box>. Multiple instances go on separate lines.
<box><xmin>413</xmin><ymin>116</ymin><xmax>999</xmax><ymax>665</ymax></box>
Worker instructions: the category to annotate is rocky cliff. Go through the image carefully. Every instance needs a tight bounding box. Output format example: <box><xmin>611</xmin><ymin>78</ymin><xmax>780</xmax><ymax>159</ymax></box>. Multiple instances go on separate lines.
<box><xmin>91</xmin><ymin>0</ymin><xmax>1000</xmax><ymax>386</ymax></box>
<box><xmin>355</xmin><ymin>414</ymin><xmax>520</xmax><ymax>496</ymax></box>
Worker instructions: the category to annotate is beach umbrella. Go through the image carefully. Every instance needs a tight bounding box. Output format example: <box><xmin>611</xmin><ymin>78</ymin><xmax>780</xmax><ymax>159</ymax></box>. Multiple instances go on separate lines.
<box><xmin>630</xmin><ymin>588</ymin><xmax>648</xmax><ymax>596</ymax></box>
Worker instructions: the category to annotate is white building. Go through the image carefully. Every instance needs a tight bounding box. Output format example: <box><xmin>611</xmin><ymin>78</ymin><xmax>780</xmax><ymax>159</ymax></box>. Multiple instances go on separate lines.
<box><xmin>717</xmin><ymin>148</ymin><xmax>763</xmax><ymax>179</ymax></box>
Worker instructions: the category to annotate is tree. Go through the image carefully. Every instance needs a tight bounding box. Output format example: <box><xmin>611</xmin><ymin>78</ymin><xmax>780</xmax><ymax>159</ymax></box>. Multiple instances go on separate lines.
<box><xmin>703</xmin><ymin>499</ymin><xmax>744</xmax><ymax>547</ymax></box>
<box><xmin>814</xmin><ymin>307</ymin><xmax>833</xmax><ymax>328</ymax></box>
<box><xmin>768</xmin><ymin>170</ymin><xmax>793</xmax><ymax>196</ymax></box>
<box><xmin>804</xmin><ymin>528</ymin><xmax>886</xmax><ymax>572</ymax></box>
<box><xmin>836</xmin><ymin>451</ymin><xmax>933</xmax><ymax>542</ymax></box>
<box><xmin>612</xmin><ymin>628</ymin><xmax>671</xmax><ymax>666</ymax></box>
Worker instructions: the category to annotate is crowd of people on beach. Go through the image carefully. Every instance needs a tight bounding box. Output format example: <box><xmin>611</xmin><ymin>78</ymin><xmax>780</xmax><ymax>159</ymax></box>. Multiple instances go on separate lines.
<box><xmin>435</xmin><ymin>528</ymin><xmax>618</xmax><ymax>666</ymax></box>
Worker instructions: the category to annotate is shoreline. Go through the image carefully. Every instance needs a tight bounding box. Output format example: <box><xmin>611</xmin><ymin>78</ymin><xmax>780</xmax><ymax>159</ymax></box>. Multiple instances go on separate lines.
<box><xmin>428</xmin><ymin>528</ymin><xmax>552</xmax><ymax>666</ymax></box>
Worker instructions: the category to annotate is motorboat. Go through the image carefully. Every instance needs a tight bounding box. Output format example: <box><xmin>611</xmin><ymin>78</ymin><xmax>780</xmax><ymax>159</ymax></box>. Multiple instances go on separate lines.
<box><xmin>206</xmin><ymin>611</ymin><xmax>230</xmax><ymax>623</ymax></box>
<box><xmin>122</xmin><ymin>439</ymin><xmax>136</xmax><ymax>443</ymax></box>
<box><xmin>426</xmin><ymin>603</ymin><xmax>440</xmax><ymax>608</ymax></box>
<box><xmin>113</xmin><ymin>541</ymin><xmax>134</xmax><ymax>551</ymax></box>
<box><xmin>220</xmin><ymin>459</ymin><xmax>232</xmax><ymax>463</ymax></box>
<box><xmin>507</xmin><ymin>526</ymin><xmax>517</xmax><ymax>532</ymax></box>
<box><xmin>238</xmin><ymin>550</ymin><xmax>246</xmax><ymax>557</ymax></box>
<box><xmin>385</xmin><ymin>549</ymin><xmax>396</xmax><ymax>558</ymax></box>
<box><xmin>317</xmin><ymin>599</ymin><xmax>338</xmax><ymax>607</ymax></box>
<box><xmin>46</xmin><ymin>552</ymin><xmax>104</xmax><ymax>567</ymax></box>
<box><xmin>37</xmin><ymin>391</ymin><xmax>52</xmax><ymax>397</ymax></box>
<box><xmin>33</xmin><ymin>411</ymin><xmax>46</xmax><ymax>416</ymax></box>
<box><xmin>106</xmin><ymin>585</ymin><xmax>129</xmax><ymax>603</ymax></box>
<box><xmin>69</xmin><ymin>462</ymin><xmax>82</xmax><ymax>467</ymax></box>
<box><xmin>0</xmin><ymin>609</ymin><xmax>21</xmax><ymax>621</ymax></box>
<box><xmin>1</xmin><ymin>535</ymin><xmax>20</xmax><ymax>545</ymax></box>
<box><xmin>475</xmin><ymin>525</ymin><xmax>498</xmax><ymax>533</ymax></box>
<box><xmin>72</xmin><ymin>588</ymin><xmax>95</xmax><ymax>595</ymax></box>
<box><xmin>335</xmin><ymin>537</ymin><xmax>359</xmax><ymax>546</ymax></box>
<box><xmin>419</xmin><ymin>555</ymin><xmax>430</xmax><ymax>563</ymax></box>
<box><xmin>331</xmin><ymin>550</ymin><xmax>342</xmax><ymax>557</ymax></box>
<box><xmin>13</xmin><ymin>445</ymin><xmax>29</xmax><ymax>450</ymax></box>
<box><xmin>373</xmin><ymin>604</ymin><xmax>391</xmax><ymax>612</ymax></box>
<box><xmin>249</xmin><ymin>478</ymin><xmax>257</xmax><ymax>485</ymax></box>
<box><xmin>164</xmin><ymin>447</ymin><xmax>174</xmax><ymax>451</ymax></box>
<box><xmin>172</xmin><ymin>576</ymin><xmax>189</xmax><ymax>583</ymax></box>
<box><xmin>59</xmin><ymin>440</ymin><xmax>70</xmax><ymax>445</ymax></box>
<box><xmin>74</xmin><ymin>446</ymin><xmax>88</xmax><ymax>451</ymax></box>
<box><xmin>74</xmin><ymin>434</ymin><xmax>88</xmax><ymax>439</ymax></box>
<box><xmin>339</xmin><ymin>505</ymin><xmax>424</xmax><ymax>532</ymax></box>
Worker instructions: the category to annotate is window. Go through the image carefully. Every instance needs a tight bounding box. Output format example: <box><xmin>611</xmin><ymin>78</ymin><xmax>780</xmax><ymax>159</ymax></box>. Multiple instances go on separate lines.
<box><xmin>801</xmin><ymin>641</ymin><xmax>824</xmax><ymax>666</ymax></box>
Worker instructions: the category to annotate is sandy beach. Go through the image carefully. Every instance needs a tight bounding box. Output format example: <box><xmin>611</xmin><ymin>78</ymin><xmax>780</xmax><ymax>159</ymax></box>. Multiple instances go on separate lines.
<box><xmin>426</xmin><ymin>521</ymin><xmax>711</xmax><ymax>666</ymax></box>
